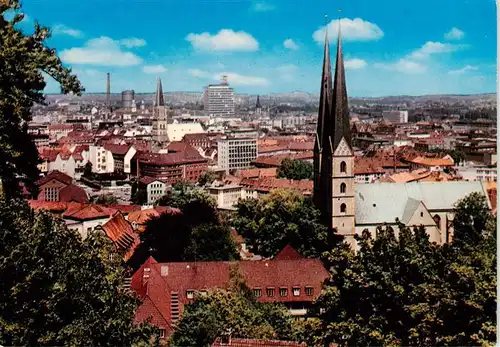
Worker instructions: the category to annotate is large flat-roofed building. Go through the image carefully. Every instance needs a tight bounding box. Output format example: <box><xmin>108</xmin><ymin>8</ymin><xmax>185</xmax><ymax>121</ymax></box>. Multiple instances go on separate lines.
<box><xmin>204</xmin><ymin>76</ymin><xmax>235</xmax><ymax>118</ymax></box>
<box><xmin>217</xmin><ymin>137</ymin><xmax>257</xmax><ymax>172</ymax></box>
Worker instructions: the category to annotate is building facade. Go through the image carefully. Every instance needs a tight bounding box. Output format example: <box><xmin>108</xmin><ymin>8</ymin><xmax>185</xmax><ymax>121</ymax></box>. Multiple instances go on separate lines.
<box><xmin>382</xmin><ymin>110</ymin><xmax>409</xmax><ymax>123</ymax></box>
<box><xmin>217</xmin><ymin>137</ymin><xmax>258</xmax><ymax>172</ymax></box>
<box><xmin>204</xmin><ymin>77</ymin><xmax>235</xmax><ymax>118</ymax></box>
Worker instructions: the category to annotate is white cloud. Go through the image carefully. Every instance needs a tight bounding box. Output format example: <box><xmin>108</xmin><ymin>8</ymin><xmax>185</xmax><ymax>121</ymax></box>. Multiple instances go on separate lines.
<box><xmin>52</xmin><ymin>24</ymin><xmax>83</xmax><ymax>38</ymax></box>
<box><xmin>313</xmin><ymin>18</ymin><xmax>384</xmax><ymax>43</ymax></box>
<box><xmin>143</xmin><ymin>64</ymin><xmax>167</xmax><ymax>74</ymax></box>
<box><xmin>188</xmin><ymin>68</ymin><xmax>210</xmax><ymax>78</ymax></box>
<box><xmin>120</xmin><ymin>37</ymin><xmax>147</xmax><ymax>48</ymax></box>
<box><xmin>283</xmin><ymin>39</ymin><xmax>299</xmax><ymax>50</ymax></box>
<box><xmin>375</xmin><ymin>59</ymin><xmax>427</xmax><ymax>74</ymax></box>
<box><xmin>448</xmin><ymin>65</ymin><xmax>478</xmax><ymax>75</ymax></box>
<box><xmin>60</xmin><ymin>36</ymin><xmax>143</xmax><ymax>66</ymax></box>
<box><xmin>409</xmin><ymin>41</ymin><xmax>467</xmax><ymax>60</ymax></box>
<box><xmin>186</xmin><ymin>29</ymin><xmax>259</xmax><ymax>52</ymax></box>
<box><xmin>345</xmin><ymin>58</ymin><xmax>367</xmax><ymax>69</ymax></box>
<box><xmin>71</xmin><ymin>68</ymin><xmax>100</xmax><ymax>77</ymax></box>
<box><xmin>444</xmin><ymin>27</ymin><xmax>465</xmax><ymax>41</ymax></box>
<box><xmin>251</xmin><ymin>1</ymin><xmax>276</xmax><ymax>12</ymax></box>
<box><xmin>214</xmin><ymin>72</ymin><xmax>269</xmax><ymax>86</ymax></box>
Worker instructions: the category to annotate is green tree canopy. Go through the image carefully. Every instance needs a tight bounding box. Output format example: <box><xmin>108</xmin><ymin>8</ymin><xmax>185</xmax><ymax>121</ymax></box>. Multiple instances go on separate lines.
<box><xmin>232</xmin><ymin>189</ymin><xmax>337</xmax><ymax>258</ymax></box>
<box><xmin>198</xmin><ymin>171</ymin><xmax>217</xmax><ymax>186</ymax></box>
<box><xmin>0</xmin><ymin>198</ymin><xmax>158</xmax><ymax>346</ymax></box>
<box><xmin>311</xmin><ymin>222</ymin><xmax>496</xmax><ymax>347</ymax></box>
<box><xmin>0</xmin><ymin>1</ymin><xmax>84</xmax><ymax>198</ymax></box>
<box><xmin>90</xmin><ymin>194</ymin><xmax>119</xmax><ymax>205</ymax></box>
<box><xmin>168</xmin><ymin>267</ymin><xmax>302</xmax><ymax>346</ymax></box>
<box><xmin>277</xmin><ymin>158</ymin><xmax>313</xmax><ymax>180</ymax></box>
<box><xmin>128</xmin><ymin>194</ymin><xmax>238</xmax><ymax>270</ymax></box>
<box><xmin>452</xmin><ymin>191</ymin><xmax>494</xmax><ymax>247</ymax></box>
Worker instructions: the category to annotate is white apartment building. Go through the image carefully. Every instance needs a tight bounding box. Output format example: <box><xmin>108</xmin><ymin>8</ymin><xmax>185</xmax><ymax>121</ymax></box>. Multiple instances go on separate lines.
<box><xmin>146</xmin><ymin>180</ymin><xmax>168</xmax><ymax>205</ymax></box>
<box><xmin>382</xmin><ymin>110</ymin><xmax>409</xmax><ymax>123</ymax></box>
<box><xmin>217</xmin><ymin>137</ymin><xmax>258</xmax><ymax>172</ymax></box>
<box><xmin>204</xmin><ymin>77</ymin><xmax>235</xmax><ymax>118</ymax></box>
<box><xmin>206</xmin><ymin>184</ymin><xmax>257</xmax><ymax>209</ymax></box>
<box><xmin>88</xmin><ymin>145</ymin><xmax>115</xmax><ymax>174</ymax></box>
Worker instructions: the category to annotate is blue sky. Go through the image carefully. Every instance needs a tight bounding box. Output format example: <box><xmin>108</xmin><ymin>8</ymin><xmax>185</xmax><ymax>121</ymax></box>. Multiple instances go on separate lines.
<box><xmin>11</xmin><ymin>0</ymin><xmax>497</xmax><ymax>96</ymax></box>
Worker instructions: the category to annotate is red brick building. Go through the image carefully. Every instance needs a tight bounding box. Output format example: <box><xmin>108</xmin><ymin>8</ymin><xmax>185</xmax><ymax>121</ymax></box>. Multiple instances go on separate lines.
<box><xmin>133</xmin><ymin>146</ymin><xmax>208</xmax><ymax>184</ymax></box>
<box><xmin>131</xmin><ymin>246</ymin><xmax>329</xmax><ymax>339</ymax></box>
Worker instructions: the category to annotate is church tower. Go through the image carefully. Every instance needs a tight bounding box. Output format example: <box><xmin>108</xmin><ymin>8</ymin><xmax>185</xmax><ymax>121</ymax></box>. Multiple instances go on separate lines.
<box><xmin>313</xmin><ymin>22</ymin><xmax>355</xmax><ymax>245</ymax></box>
<box><xmin>152</xmin><ymin>78</ymin><xmax>169</xmax><ymax>146</ymax></box>
<box><xmin>255</xmin><ymin>95</ymin><xmax>262</xmax><ymax>115</ymax></box>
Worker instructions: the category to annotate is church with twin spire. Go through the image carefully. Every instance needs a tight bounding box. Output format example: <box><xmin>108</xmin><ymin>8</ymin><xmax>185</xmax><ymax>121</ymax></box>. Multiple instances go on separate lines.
<box><xmin>312</xmin><ymin>22</ymin><xmax>490</xmax><ymax>248</ymax></box>
<box><xmin>313</xmin><ymin>24</ymin><xmax>356</xmax><ymax>246</ymax></box>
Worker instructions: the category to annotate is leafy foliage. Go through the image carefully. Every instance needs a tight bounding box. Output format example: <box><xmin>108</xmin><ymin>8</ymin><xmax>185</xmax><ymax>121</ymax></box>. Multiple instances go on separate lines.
<box><xmin>168</xmin><ymin>267</ymin><xmax>301</xmax><ymax>347</ymax></box>
<box><xmin>90</xmin><ymin>194</ymin><xmax>119</xmax><ymax>205</ymax></box>
<box><xmin>452</xmin><ymin>191</ymin><xmax>494</xmax><ymax>247</ymax></box>
<box><xmin>128</xmin><ymin>190</ymin><xmax>237</xmax><ymax>269</ymax></box>
<box><xmin>277</xmin><ymin>158</ymin><xmax>313</xmax><ymax>180</ymax></box>
<box><xmin>233</xmin><ymin>189</ymin><xmax>336</xmax><ymax>258</ymax></box>
<box><xmin>0</xmin><ymin>198</ymin><xmax>158</xmax><ymax>346</ymax></box>
<box><xmin>198</xmin><ymin>171</ymin><xmax>217</xmax><ymax>186</ymax></box>
<box><xmin>311</xmin><ymin>220</ymin><xmax>496</xmax><ymax>347</ymax></box>
<box><xmin>0</xmin><ymin>1</ymin><xmax>84</xmax><ymax>198</ymax></box>
<box><xmin>131</xmin><ymin>181</ymin><xmax>147</xmax><ymax>206</ymax></box>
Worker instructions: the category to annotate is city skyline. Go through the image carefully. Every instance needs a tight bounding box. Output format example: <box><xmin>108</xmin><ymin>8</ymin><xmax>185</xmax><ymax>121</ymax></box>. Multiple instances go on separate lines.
<box><xmin>9</xmin><ymin>0</ymin><xmax>496</xmax><ymax>97</ymax></box>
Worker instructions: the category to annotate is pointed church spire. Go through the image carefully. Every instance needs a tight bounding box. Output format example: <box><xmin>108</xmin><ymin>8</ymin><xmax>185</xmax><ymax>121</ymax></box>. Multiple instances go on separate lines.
<box><xmin>330</xmin><ymin>18</ymin><xmax>352</xmax><ymax>150</ymax></box>
<box><xmin>315</xmin><ymin>14</ymin><xmax>333</xmax><ymax>150</ymax></box>
<box><xmin>155</xmin><ymin>77</ymin><xmax>165</xmax><ymax>106</ymax></box>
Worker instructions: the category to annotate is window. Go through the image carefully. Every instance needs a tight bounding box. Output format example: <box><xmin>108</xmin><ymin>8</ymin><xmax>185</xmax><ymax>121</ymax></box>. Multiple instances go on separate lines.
<box><xmin>420</xmin><ymin>212</ymin><xmax>424</xmax><ymax>217</ymax></box>
<box><xmin>340</xmin><ymin>183</ymin><xmax>346</xmax><ymax>194</ymax></box>
<box><xmin>293</xmin><ymin>287</ymin><xmax>300</xmax><ymax>296</ymax></box>
<box><xmin>340</xmin><ymin>203</ymin><xmax>347</xmax><ymax>214</ymax></box>
<box><xmin>253</xmin><ymin>288</ymin><xmax>261</xmax><ymax>298</ymax></box>
<box><xmin>340</xmin><ymin>161</ymin><xmax>347</xmax><ymax>173</ymax></box>
<box><xmin>266</xmin><ymin>288</ymin><xmax>275</xmax><ymax>297</ymax></box>
<box><xmin>305</xmin><ymin>287</ymin><xmax>313</xmax><ymax>296</ymax></box>
<box><xmin>433</xmin><ymin>214</ymin><xmax>441</xmax><ymax>228</ymax></box>
<box><xmin>159</xmin><ymin>328</ymin><xmax>166</xmax><ymax>338</ymax></box>
<box><xmin>279</xmin><ymin>288</ymin><xmax>288</xmax><ymax>297</ymax></box>
<box><xmin>186</xmin><ymin>290</ymin><xmax>194</xmax><ymax>299</ymax></box>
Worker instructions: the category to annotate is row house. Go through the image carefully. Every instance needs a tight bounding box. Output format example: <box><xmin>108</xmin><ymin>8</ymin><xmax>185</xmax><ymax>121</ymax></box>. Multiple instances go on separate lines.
<box><xmin>131</xmin><ymin>246</ymin><xmax>329</xmax><ymax>340</ymax></box>
<box><xmin>457</xmin><ymin>166</ymin><xmax>497</xmax><ymax>182</ymax></box>
<box><xmin>133</xmin><ymin>147</ymin><xmax>208</xmax><ymax>184</ymax></box>
<box><xmin>239</xmin><ymin>177</ymin><xmax>313</xmax><ymax>196</ymax></box>
<box><xmin>31</xmin><ymin>133</ymin><xmax>50</xmax><ymax>148</ymax></box>
<box><xmin>39</xmin><ymin>145</ymin><xmax>90</xmax><ymax>179</ymax></box>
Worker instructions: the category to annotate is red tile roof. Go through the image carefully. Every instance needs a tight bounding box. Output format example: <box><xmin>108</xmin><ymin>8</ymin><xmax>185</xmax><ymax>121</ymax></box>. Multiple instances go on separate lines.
<box><xmin>131</xmin><ymin>254</ymin><xmax>329</xmax><ymax>336</ymax></box>
<box><xmin>136</xmin><ymin>147</ymin><xmax>207</xmax><ymax>166</ymax></box>
<box><xmin>107</xmin><ymin>204</ymin><xmax>142</xmax><ymax>215</ymax></box>
<box><xmin>101</xmin><ymin>212</ymin><xmax>140</xmax><ymax>261</ymax></box>
<box><xmin>238</xmin><ymin>168</ymin><xmax>277</xmax><ymax>179</ymax></box>
<box><xmin>274</xmin><ymin>245</ymin><xmax>303</xmax><ymax>260</ymax></box>
<box><xmin>59</xmin><ymin>184</ymin><xmax>89</xmax><ymax>203</ymax></box>
<box><xmin>139</xmin><ymin>176</ymin><xmax>165</xmax><ymax>185</ymax></box>
<box><xmin>63</xmin><ymin>204</ymin><xmax>116</xmax><ymax>221</ymax></box>
<box><xmin>104</xmin><ymin>143</ymin><xmax>131</xmax><ymax>156</ymax></box>
<box><xmin>240</xmin><ymin>178</ymin><xmax>313</xmax><ymax>195</ymax></box>
<box><xmin>127</xmin><ymin>206</ymin><xmax>181</xmax><ymax>230</ymax></box>
<box><xmin>212</xmin><ymin>338</ymin><xmax>306</xmax><ymax>347</ymax></box>
<box><xmin>36</xmin><ymin>170</ymin><xmax>73</xmax><ymax>186</ymax></box>
<box><xmin>39</xmin><ymin>148</ymin><xmax>60</xmax><ymax>162</ymax></box>
<box><xmin>253</xmin><ymin>152</ymin><xmax>313</xmax><ymax>168</ymax></box>
<box><xmin>28</xmin><ymin>200</ymin><xmax>71</xmax><ymax>213</ymax></box>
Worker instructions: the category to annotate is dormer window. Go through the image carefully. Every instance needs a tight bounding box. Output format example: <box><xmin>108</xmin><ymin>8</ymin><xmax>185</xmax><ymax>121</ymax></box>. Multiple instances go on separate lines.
<box><xmin>293</xmin><ymin>287</ymin><xmax>300</xmax><ymax>296</ymax></box>
<box><xmin>305</xmin><ymin>286</ymin><xmax>313</xmax><ymax>296</ymax></box>
<box><xmin>159</xmin><ymin>328</ymin><xmax>166</xmax><ymax>338</ymax></box>
<box><xmin>253</xmin><ymin>288</ymin><xmax>262</xmax><ymax>298</ymax></box>
<box><xmin>279</xmin><ymin>288</ymin><xmax>288</xmax><ymax>297</ymax></box>
<box><xmin>186</xmin><ymin>290</ymin><xmax>194</xmax><ymax>299</ymax></box>
<box><xmin>266</xmin><ymin>288</ymin><xmax>275</xmax><ymax>297</ymax></box>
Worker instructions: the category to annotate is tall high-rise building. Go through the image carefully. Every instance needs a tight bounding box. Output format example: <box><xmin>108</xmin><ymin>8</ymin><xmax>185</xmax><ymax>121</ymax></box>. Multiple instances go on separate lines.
<box><xmin>121</xmin><ymin>90</ymin><xmax>135</xmax><ymax>109</ymax></box>
<box><xmin>204</xmin><ymin>75</ymin><xmax>235</xmax><ymax>118</ymax></box>
<box><xmin>255</xmin><ymin>95</ymin><xmax>262</xmax><ymax>115</ymax></box>
<box><xmin>313</xmin><ymin>24</ymin><xmax>355</xmax><ymax>243</ymax></box>
<box><xmin>152</xmin><ymin>78</ymin><xmax>169</xmax><ymax>145</ymax></box>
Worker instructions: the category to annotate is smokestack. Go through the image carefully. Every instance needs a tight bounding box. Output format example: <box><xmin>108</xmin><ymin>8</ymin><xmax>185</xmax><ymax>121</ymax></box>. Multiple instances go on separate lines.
<box><xmin>106</xmin><ymin>72</ymin><xmax>111</xmax><ymax>108</ymax></box>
